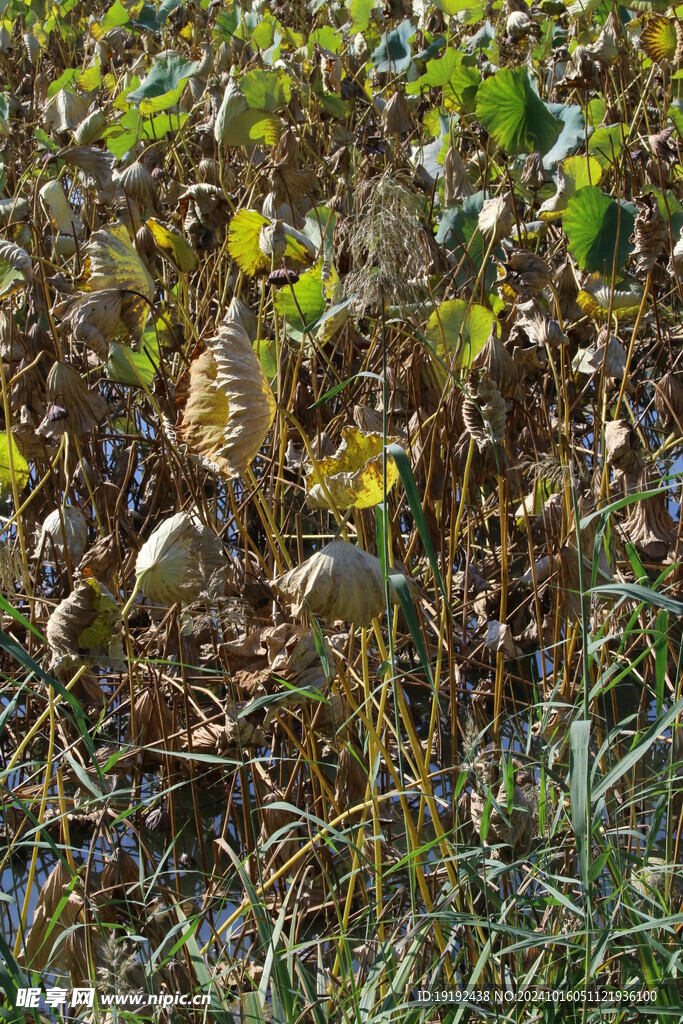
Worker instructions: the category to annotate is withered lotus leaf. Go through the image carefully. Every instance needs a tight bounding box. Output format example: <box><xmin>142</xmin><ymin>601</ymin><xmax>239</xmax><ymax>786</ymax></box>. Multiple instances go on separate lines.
<box><xmin>21</xmin><ymin>861</ymin><xmax>82</xmax><ymax>971</ymax></box>
<box><xmin>274</xmin><ymin>540</ymin><xmax>406</xmax><ymax>626</ymax></box>
<box><xmin>134</xmin><ymin>510</ymin><xmax>223</xmax><ymax>605</ymax></box>
<box><xmin>305</xmin><ymin>426</ymin><xmax>398</xmax><ymax>509</ymax></box>
<box><xmin>176</xmin><ymin>320</ymin><xmax>276</xmax><ymax>479</ymax></box>
<box><xmin>47</xmin><ymin>577</ymin><xmax>123</xmax><ymax>670</ymax></box>
<box><xmin>77</xmin><ymin>223</ymin><xmax>155</xmax><ymax>344</ymax></box>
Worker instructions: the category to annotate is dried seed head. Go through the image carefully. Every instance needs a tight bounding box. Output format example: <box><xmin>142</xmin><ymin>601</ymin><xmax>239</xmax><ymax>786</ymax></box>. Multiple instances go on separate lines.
<box><xmin>343</xmin><ymin>170</ymin><xmax>427</xmax><ymax>313</ymax></box>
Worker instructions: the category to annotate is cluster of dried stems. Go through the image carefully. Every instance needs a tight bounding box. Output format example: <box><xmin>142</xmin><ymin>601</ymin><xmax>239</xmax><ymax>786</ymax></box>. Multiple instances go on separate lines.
<box><xmin>0</xmin><ymin>0</ymin><xmax>681</xmax><ymax>1018</ymax></box>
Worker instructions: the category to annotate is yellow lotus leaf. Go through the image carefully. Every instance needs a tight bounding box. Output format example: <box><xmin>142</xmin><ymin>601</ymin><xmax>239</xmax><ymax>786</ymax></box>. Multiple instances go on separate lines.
<box><xmin>176</xmin><ymin>320</ymin><xmax>276</xmax><ymax>478</ymax></box>
<box><xmin>147</xmin><ymin>217</ymin><xmax>197</xmax><ymax>273</ymax></box>
<box><xmin>305</xmin><ymin>426</ymin><xmax>398</xmax><ymax>509</ymax></box>
<box><xmin>576</xmin><ymin>273</ymin><xmax>645</xmax><ymax>323</ymax></box>
<box><xmin>228</xmin><ymin>209</ymin><xmax>316</xmax><ymax>276</ymax></box>
<box><xmin>77</xmin><ymin>223</ymin><xmax>155</xmax><ymax>343</ymax></box>
<box><xmin>0</xmin><ymin>431</ymin><xmax>29</xmax><ymax>500</ymax></box>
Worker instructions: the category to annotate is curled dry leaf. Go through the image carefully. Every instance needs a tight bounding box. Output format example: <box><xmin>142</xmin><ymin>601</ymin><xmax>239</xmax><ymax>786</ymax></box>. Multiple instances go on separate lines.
<box><xmin>126</xmin><ymin>688</ymin><xmax>173</xmax><ymax>755</ymax></box>
<box><xmin>469</xmin><ymin>757</ymin><xmax>535</xmax><ymax>861</ymax></box>
<box><xmin>134</xmin><ymin>510</ymin><xmax>224</xmax><ymax>606</ymax></box>
<box><xmin>485</xmin><ymin>620</ymin><xmax>523</xmax><ymax>660</ymax></box>
<box><xmin>21</xmin><ymin>861</ymin><xmax>82</xmax><ymax>971</ymax></box>
<box><xmin>625</xmin><ymin>472</ymin><xmax>676</xmax><ymax>559</ymax></box>
<box><xmin>176</xmin><ymin>320</ymin><xmax>276</xmax><ymax>479</ymax></box>
<box><xmin>36</xmin><ymin>361</ymin><xmax>107</xmax><ymax>437</ymax></box>
<box><xmin>46</xmin><ymin>577</ymin><xmax>123</xmax><ymax>670</ymax></box>
<box><xmin>462</xmin><ymin>374</ymin><xmax>508</xmax><ymax>450</ymax></box>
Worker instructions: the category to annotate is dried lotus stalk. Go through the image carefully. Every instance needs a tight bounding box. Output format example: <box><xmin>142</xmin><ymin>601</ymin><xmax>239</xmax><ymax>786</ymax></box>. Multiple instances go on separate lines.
<box><xmin>176</xmin><ymin>321</ymin><xmax>276</xmax><ymax>479</ymax></box>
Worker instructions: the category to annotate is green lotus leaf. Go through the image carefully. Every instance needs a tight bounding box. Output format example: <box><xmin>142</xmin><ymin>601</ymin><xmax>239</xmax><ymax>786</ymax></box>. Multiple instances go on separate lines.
<box><xmin>563</xmin><ymin>187</ymin><xmax>635</xmax><ymax>273</ymax></box>
<box><xmin>475</xmin><ymin>68</ymin><xmax>562</xmax><ymax>156</ymax></box>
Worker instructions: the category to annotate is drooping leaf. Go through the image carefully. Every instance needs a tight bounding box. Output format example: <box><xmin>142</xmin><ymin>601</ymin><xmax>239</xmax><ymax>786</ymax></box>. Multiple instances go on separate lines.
<box><xmin>372</xmin><ymin>19</ymin><xmax>415</xmax><ymax>74</ymax></box>
<box><xmin>0</xmin><ymin>432</ymin><xmax>29</xmax><ymax>500</ymax></box>
<box><xmin>239</xmin><ymin>68</ymin><xmax>292</xmax><ymax>111</ymax></box>
<box><xmin>349</xmin><ymin>0</ymin><xmax>374</xmax><ymax>33</ymax></box>
<box><xmin>227</xmin><ymin>210</ymin><xmax>314</xmax><ymax>276</ymax></box>
<box><xmin>107</xmin><ymin>335</ymin><xmax>160</xmax><ymax>387</ymax></box>
<box><xmin>147</xmin><ymin>218</ymin><xmax>197</xmax><ymax>273</ymax></box>
<box><xmin>78</xmin><ymin>223</ymin><xmax>155</xmax><ymax>342</ymax></box>
<box><xmin>273</xmin><ymin>261</ymin><xmax>326</xmax><ymax>338</ymax></box>
<box><xmin>563</xmin><ymin>187</ymin><xmax>635</xmax><ymax>273</ymax></box>
<box><xmin>560</xmin><ymin>154</ymin><xmax>603</xmax><ymax>191</ymax></box>
<box><xmin>175</xmin><ymin>322</ymin><xmax>276</xmax><ymax>479</ymax></box>
<box><xmin>407</xmin><ymin>47</ymin><xmax>480</xmax><ymax>113</ymax></box>
<box><xmin>0</xmin><ymin>256</ymin><xmax>27</xmax><ymax>298</ymax></box>
<box><xmin>436</xmin><ymin>192</ymin><xmax>501</xmax><ymax>291</ymax></box>
<box><xmin>126</xmin><ymin>54</ymin><xmax>198</xmax><ymax>114</ymax></box>
<box><xmin>543</xmin><ymin>102</ymin><xmax>586</xmax><ymax>168</ymax></box>
<box><xmin>576</xmin><ymin>274</ymin><xmax>644</xmax><ymax>321</ymax></box>
<box><xmin>475</xmin><ymin>68</ymin><xmax>562</xmax><ymax>156</ymax></box>
<box><xmin>588</xmin><ymin>124</ymin><xmax>624</xmax><ymax>170</ymax></box>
